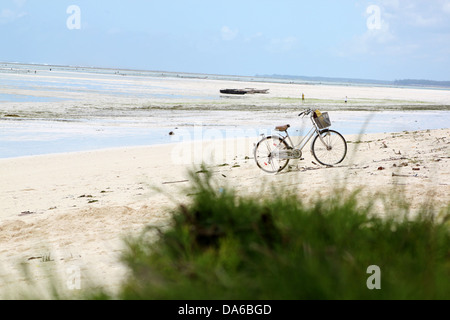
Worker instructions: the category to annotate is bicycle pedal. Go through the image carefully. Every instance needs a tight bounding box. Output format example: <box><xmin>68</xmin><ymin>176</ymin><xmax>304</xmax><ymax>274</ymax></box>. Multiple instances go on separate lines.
<box><xmin>300</xmin><ymin>158</ymin><xmax>304</xmax><ymax>161</ymax></box>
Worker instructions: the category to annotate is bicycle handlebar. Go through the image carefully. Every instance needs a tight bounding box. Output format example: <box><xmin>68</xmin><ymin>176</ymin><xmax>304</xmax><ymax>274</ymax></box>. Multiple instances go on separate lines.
<box><xmin>298</xmin><ymin>108</ymin><xmax>313</xmax><ymax>117</ymax></box>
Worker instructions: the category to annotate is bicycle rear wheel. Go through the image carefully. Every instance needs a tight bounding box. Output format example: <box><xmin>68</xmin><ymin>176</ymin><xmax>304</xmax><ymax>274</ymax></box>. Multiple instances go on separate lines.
<box><xmin>311</xmin><ymin>130</ymin><xmax>347</xmax><ymax>166</ymax></box>
<box><xmin>254</xmin><ymin>136</ymin><xmax>290</xmax><ymax>173</ymax></box>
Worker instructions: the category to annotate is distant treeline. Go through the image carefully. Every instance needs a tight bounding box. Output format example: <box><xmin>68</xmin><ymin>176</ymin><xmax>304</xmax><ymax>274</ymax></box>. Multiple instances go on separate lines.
<box><xmin>258</xmin><ymin>74</ymin><xmax>450</xmax><ymax>88</ymax></box>
<box><xmin>393</xmin><ymin>79</ymin><xmax>450</xmax><ymax>88</ymax></box>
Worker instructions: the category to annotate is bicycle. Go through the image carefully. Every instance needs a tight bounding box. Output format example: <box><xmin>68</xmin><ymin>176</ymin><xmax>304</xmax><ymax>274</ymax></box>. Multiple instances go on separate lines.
<box><xmin>254</xmin><ymin>108</ymin><xmax>347</xmax><ymax>173</ymax></box>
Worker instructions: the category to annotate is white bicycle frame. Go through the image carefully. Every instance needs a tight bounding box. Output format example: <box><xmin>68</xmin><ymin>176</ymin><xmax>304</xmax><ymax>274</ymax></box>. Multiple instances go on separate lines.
<box><xmin>266</xmin><ymin>113</ymin><xmax>331</xmax><ymax>157</ymax></box>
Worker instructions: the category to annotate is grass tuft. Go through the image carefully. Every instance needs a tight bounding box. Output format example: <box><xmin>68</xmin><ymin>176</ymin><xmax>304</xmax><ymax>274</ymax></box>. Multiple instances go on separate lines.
<box><xmin>2</xmin><ymin>165</ymin><xmax>449</xmax><ymax>300</ymax></box>
<box><xmin>116</xmin><ymin>166</ymin><xmax>450</xmax><ymax>300</ymax></box>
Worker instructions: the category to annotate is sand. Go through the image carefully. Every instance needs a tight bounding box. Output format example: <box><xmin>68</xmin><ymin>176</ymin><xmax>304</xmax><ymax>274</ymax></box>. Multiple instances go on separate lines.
<box><xmin>0</xmin><ymin>71</ymin><xmax>449</xmax><ymax>298</ymax></box>
<box><xmin>0</xmin><ymin>128</ymin><xmax>449</xmax><ymax>298</ymax></box>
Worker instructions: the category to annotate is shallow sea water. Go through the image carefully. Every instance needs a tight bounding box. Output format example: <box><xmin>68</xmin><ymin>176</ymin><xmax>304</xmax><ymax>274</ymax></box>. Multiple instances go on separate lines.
<box><xmin>1</xmin><ymin>110</ymin><xmax>448</xmax><ymax>159</ymax></box>
<box><xmin>1</xmin><ymin>63</ymin><xmax>449</xmax><ymax>158</ymax></box>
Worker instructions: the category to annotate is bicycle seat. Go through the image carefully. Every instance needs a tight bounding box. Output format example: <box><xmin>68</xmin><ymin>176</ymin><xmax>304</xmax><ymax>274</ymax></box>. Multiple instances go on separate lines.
<box><xmin>275</xmin><ymin>124</ymin><xmax>290</xmax><ymax>132</ymax></box>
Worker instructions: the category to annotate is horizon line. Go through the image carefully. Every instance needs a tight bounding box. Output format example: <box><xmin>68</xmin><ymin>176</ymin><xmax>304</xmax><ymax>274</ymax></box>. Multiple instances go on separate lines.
<box><xmin>1</xmin><ymin>61</ymin><xmax>450</xmax><ymax>86</ymax></box>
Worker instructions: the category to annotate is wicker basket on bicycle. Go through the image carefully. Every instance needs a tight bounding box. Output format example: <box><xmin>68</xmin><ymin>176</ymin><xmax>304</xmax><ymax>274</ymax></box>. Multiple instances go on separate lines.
<box><xmin>313</xmin><ymin>110</ymin><xmax>331</xmax><ymax>129</ymax></box>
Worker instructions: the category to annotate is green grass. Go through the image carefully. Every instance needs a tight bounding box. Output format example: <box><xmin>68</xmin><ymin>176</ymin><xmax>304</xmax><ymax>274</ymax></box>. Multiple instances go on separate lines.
<box><xmin>3</xmin><ymin>166</ymin><xmax>449</xmax><ymax>300</ymax></box>
<box><xmin>113</xmin><ymin>166</ymin><xmax>450</xmax><ymax>300</ymax></box>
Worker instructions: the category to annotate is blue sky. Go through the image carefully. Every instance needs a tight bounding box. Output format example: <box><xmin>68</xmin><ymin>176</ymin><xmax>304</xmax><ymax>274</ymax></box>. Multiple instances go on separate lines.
<box><xmin>1</xmin><ymin>0</ymin><xmax>450</xmax><ymax>81</ymax></box>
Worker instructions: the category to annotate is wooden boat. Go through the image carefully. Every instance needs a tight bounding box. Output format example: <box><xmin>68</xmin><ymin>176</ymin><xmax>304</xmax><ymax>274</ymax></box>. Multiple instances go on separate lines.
<box><xmin>220</xmin><ymin>88</ymin><xmax>269</xmax><ymax>95</ymax></box>
<box><xmin>245</xmin><ymin>88</ymin><xmax>270</xmax><ymax>94</ymax></box>
<box><xmin>220</xmin><ymin>89</ymin><xmax>248</xmax><ymax>95</ymax></box>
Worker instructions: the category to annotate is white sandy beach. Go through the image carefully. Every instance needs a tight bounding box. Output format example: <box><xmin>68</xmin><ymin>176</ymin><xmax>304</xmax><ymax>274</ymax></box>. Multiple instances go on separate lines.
<box><xmin>0</xmin><ymin>71</ymin><xmax>449</xmax><ymax>298</ymax></box>
<box><xmin>0</xmin><ymin>128</ymin><xmax>449</xmax><ymax>297</ymax></box>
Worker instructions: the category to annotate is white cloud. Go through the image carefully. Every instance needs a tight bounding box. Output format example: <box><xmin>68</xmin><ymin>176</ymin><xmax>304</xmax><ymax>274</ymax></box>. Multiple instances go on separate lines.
<box><xmin>1</xmin><ymin>9</ymin><xmax>15</xmax><ymax>19</ymax></box>
<box><xmin>13</xmin><ymin>0</ymin><xmax>27</xmax><ymax>8</ymax></box>
<box><xmin>443</xmin><ymin>1</ymin><xmax>450</xmax><ymax>14</ymax></box>
<box><xmin>368</xmin><ymin>25</ymin><xmax>395</xmax><ymax>45</ymax></box>
<box><xmin>221</xmin><ymin>26</ymin><xmax>238</xmax><ymax>41</ymax></box>
<box><xmin>335</xmin><ymin>5</ymin><xmax>398</xmax><ymax>57</ymax></box>
<box><xmin>0</xmin><ymin>1</ymin><xmax>27</xmax><ymax>24</ymax></box>
<box><xmin>358</xmin><ymin>7</ymin><xmax>396</xmax><ymax>52</ymax></box>
<box><xmin>340</xmin><ymin>0</ymin><xmax>450</xmax><ymax>58</ymax></box>
<box><xmin>342</xmin><ymin>29</ymin><xmax>396</xmax><ymax>57</ymax></box>
<box><xmin>377</xmin><ymin>0</ymin><xmax>400</xmax><ymax>9</ymax></box>
<box><xmin>410</xmin><ymin>14</ymin><xmax>440</xmax><ymax>27</ymax></box>
<box><xmin>375</xmin><ymin>0</ymin><xmax>449</xmax><ymax>28</ymax></box>
<box><xmin>0</xmin><ymin>8</ymin><xmax>19</xmax><ymax>24</ymax></box>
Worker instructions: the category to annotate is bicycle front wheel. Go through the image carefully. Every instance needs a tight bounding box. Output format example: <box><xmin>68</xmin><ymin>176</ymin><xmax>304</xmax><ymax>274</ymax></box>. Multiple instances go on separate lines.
<box><xmin>311</xmin><ymin>130</ymin><xmax>347</xmax><ymax>166</ymax></box>
<box><xmin>254</xmin><ymin>136</ymin><xmax>290</xmax><ymax>173</ymax></box>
